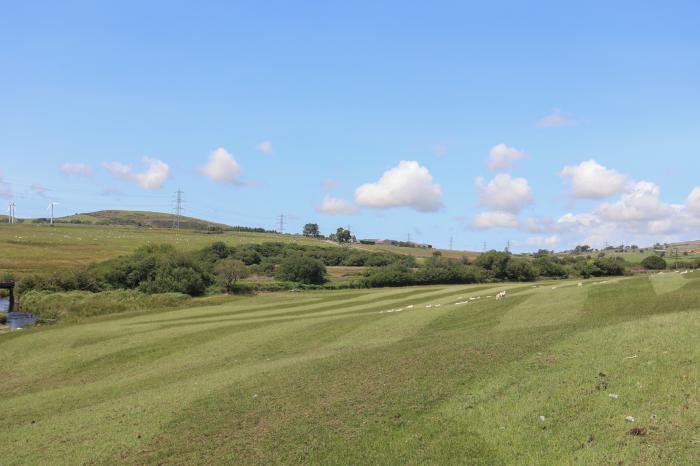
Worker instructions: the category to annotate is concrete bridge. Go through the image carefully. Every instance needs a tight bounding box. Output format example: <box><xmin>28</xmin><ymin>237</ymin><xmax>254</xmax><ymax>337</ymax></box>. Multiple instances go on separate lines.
<box><xmin>0</xmin><ymin>280</ymin><xmax>15</xmax><ymax>311</ymax></box>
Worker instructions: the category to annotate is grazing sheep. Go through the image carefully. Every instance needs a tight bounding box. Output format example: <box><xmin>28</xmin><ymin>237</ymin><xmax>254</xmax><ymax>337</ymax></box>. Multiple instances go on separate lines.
<box><xmin>495</xmin><ymin>291</ymin><xmax>507</xmax><ymax>300</ymax></box>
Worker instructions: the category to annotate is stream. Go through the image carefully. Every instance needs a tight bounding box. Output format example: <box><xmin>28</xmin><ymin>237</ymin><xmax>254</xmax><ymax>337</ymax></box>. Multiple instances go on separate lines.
<box><xmin>0</xmin><ymin>297</ymin><xmax>37</xmax><ymax>331</ymax></box>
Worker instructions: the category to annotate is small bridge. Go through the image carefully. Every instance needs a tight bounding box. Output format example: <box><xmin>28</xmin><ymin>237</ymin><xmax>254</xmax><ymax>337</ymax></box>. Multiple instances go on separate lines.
<box><xmin>0</xmin><ymin>280</ymin><xmax>15</xmax><ymax>311</ymax></box>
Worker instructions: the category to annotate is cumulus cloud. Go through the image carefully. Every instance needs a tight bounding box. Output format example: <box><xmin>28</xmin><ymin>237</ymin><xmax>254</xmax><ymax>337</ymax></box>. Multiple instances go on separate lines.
<box><xmin>317</xmin><ymin>196</ymin><xmax>359</xmax><ymax>214</ymax></box>
<box><xmin>560</xmin><ymin>159</ymin><xmax>626</xmax><ymax>199</ymax></box>
<box><xmin>488</xmin><ymin>144</ymin><xmax>525</xmax><ymax>171</ymax></box>
<box><xmin>476</xmin><ymin>174</ymin><xmax>533</xmax><ymax>213</ymax></box>
<box><xmin>198</xmin><ymin>148</ymin><xmax>243</xmax><ymax>185</ymax></box>
<box><xmin>536</xmin><ymin>108</ymin><xmax>577</xmax><ymax>128</ymax></box>
<box><xmin>60</xmin><ymin>162</ymin><xmax>93</xmax><ymax>176</ymax></box>
<box><xmin>472</xmin><ymin>211</ymin><xmax>519</xmax><ymax>229</ymax></box>
<box><xmin>256</xmin><ymin>140</ymin><xmax>273</xmax><ymax>154</ymax></box>
<box><xmin>527</xmin><ymin>235</ymin><xmax>561</xmax><ymax>248</ymax></box>
<box><xmin>597</xmin><ymin>181</ymin><xmax>673</xmax><ymax>223</ymax></box>
<box><xmin>686</xmin><ymin>187</ymin><xmax>700</xmax><ymax>215</ymax></box>
<box><xmin>556</xmin><ymin>212</ymin><xmax>600</xmax><ymax>232</ymax></box>
<box><xmin>355</xmin><ymin>161</ymin><xmax>443</xmax><ymax>212</ymax></box>
<box><xmin>103</xmin><ymin>157</ymin><xmax>170</xmax><ymax>190</ymax></box>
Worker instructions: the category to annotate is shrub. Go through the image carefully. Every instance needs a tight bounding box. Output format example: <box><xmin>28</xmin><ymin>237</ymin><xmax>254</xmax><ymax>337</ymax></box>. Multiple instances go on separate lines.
<box><xmin>214</xmin><ymin>259</ymin><xmax>249</xmax><ymax>293</ymax></box>
<box><xmin>275</xmin><ymin>256</ymin><xmax>327</xmax><ymax>284</ymax></box>
<box><xmin>641</xmin><ymin>255</ymin><xmax>667</xmax><ymax>270</ymax></box>
<box><xmin>505</xmin><ymin>259</ymin><xmax>537</xmax><ymax>281</ymax></box>
<box><xmin>474</xmin><ymin>250</ymin><xmax>511</xmax><ymax>279</ymax></box>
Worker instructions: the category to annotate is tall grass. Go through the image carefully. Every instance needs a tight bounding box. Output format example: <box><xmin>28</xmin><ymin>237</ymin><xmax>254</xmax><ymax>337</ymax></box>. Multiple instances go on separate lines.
<box><xmin>20</xmin><ymin>289</ymin><xmax>192</xmax><ymax>320</ymax></box>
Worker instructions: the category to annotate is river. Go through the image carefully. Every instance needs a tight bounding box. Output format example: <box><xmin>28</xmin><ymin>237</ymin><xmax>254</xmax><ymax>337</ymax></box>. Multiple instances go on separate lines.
<box><xmin>0</xmin><ymin>296</ymin><xmax>37</xmax><ymax>331</ymax></box>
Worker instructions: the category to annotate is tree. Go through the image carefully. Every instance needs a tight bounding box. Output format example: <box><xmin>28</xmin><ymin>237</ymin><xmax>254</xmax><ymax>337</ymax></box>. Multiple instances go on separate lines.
<box><xmin>641</xmin><ymin>255</ymin><xmax>667</xmax><ymax>270</ymax></box>
<box><xmin>275</xmin><ymin>256</ymin><xmax>327</xmax><ymax>284</ymax></box>
<box><xmin>335</xmin><ymin>227</ymin><xmax>352</xmax><ymax>244</ymax></box>
<box><xmin>474</xmin><ymin>250</ymin><xmax>511</xmax><ymax>279</ymax></box>
<box><xmin>303</xmin><ymin>223</ymin><xmax>320</xmax><ymax>238</ymax></box>
<box><xmin>215</xmin><ymin>259</ymin><xmax>249</xmax><ymax>293</ymax></box>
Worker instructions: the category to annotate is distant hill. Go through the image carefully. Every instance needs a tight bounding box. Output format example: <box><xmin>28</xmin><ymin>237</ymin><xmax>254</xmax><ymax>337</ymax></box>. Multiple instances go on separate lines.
<box><xmin>48</xmin><ymin>210</ymin><xmax>240</xmax><ymax>232</ymax></box>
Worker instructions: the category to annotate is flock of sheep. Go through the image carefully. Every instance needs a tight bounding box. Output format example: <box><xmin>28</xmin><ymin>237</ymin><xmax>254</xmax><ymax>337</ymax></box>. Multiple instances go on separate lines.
<box><xmin>378</xmin><ymin>291</ymin><xmax>508</xmax><ymax>314</ymax></box>
<box><xmin>377</xmin><ymin>271</ymin><xmax>696</xmax><ymax>315</ymax></box>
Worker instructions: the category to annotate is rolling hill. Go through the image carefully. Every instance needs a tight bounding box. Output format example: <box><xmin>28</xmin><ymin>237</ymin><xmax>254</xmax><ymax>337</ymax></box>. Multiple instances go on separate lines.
<box><xmin>53</xmin><ymin>210</ymin><xmax>235</xmax><ymax>231</ymax></box>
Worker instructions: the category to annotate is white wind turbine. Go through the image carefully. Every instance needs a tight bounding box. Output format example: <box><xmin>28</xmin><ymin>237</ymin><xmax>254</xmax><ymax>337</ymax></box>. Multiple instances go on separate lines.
<box><xmin>7</xmin><ymin>202</ymin><xmax>16</xmax><ymax>224</ymax></box>
<box><xmin>47</xmin><ymin>202</ymin><xmax>59</xmax><ymax>225</ymax></box>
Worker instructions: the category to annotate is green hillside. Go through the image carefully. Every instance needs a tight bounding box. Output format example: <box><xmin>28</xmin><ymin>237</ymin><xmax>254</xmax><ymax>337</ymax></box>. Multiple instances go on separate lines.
<box><xmin>53</xmin><ymin>210</ymin><xmax>235</xmax><ymax>231</ymax></box>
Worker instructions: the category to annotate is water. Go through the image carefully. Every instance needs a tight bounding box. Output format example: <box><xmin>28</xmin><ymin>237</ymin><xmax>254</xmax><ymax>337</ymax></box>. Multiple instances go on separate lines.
<box><xmin>0</xmin><ymin>296</ymin><xmax>37</xmax><ymax>331</ymax></box>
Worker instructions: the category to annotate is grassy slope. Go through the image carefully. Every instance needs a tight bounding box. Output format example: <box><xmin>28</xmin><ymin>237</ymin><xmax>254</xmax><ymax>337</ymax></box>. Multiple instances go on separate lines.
<box><xmin>55</xmin><ymin>210</ymin><xmax>233</xmax><ymax>231</ymax></box>
<box><xmin>0</xmin><ymin>223</ymin><xmax>331</xmax><ymax>276</ymax></box>
<box><xmin>1</xmin><ymin>274</ymin><xmax>699</xmax><ymax>464</ymax></box>
<box><xmin>0</xmin><ymin>223</ymin><xmax>475</xmax><ymax>276</ymax></box>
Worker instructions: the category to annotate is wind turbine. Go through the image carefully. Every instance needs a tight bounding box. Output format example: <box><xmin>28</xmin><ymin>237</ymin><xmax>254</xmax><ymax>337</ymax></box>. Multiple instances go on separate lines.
<box><xmin>47</xmin><ymin>202</ymin><xmax>59</xmax><ymax>225</ymax></box>
<box><xmin>7</xmin><ymin>202</ymin><xmax>15</xmax><ymax>224</ymax></box>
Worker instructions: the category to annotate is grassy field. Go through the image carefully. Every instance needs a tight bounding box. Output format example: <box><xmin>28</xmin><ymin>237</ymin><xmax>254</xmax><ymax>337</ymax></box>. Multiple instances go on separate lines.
<box><xmin>600</xmin><ymin>250</ymin><xmax>700</xmax><ymax>266</ymax></box>
<box><xmin>2</xmin><ymin>273</ymin><xmax>699</xmax><ymax>464</ymax></box>
<box><xmin>0</xmin><ymin>223</ymin><xmax>329</xmax><ymax>276</ymax></box>
<box><xmin>0</xmin><ymin>223</ymin><xmax>474</xmax><ymax>276</ymax></box>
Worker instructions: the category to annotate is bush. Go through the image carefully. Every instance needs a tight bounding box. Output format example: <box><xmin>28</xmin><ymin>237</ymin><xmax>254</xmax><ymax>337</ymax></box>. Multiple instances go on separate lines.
<box><xmin>474</xmin><ymin>250</ymin><xmax>511</xmax><ymax>279</ymax></box>
<box><xmin>103</xmin><ymin>244</ymin><xmax>213</xmax><ymax>296</ymax></box>
<box><xmin>275</xmin><ymin>256</ymin><xmax>327</xmax><ymax>284</ymax></box>
<box><xmin>362</xmin><ymin>265</ymin><xmax>416</xmax><ymax>288</ymax></box>
<box><xmin>505</xmin><ymin>259</ymin><xmax>537</xmax><ymax>281</ymax></box>
<box><xmin>641</xmin><ymin>255</ymin><xmax>667</xmax><ymax>270</ymax></box>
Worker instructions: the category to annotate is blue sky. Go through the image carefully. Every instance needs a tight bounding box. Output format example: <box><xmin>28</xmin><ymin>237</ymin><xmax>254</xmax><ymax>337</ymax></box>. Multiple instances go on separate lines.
<box><xmin>2</xmin><ymin>1</ymin><xmax>700</xmax><ymax>251</ymax></box>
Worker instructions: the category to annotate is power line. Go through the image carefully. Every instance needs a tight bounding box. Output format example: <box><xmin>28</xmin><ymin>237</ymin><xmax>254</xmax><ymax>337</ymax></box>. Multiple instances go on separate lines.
<box><xmin>278</xmin><ymin>214</ymin><xmax>285</xmax><ymax>234</ymax></box>
<box><xmin>173</xmin><ymin>189</ymin><xmax>184</xmax><ymax>231</ymax></box>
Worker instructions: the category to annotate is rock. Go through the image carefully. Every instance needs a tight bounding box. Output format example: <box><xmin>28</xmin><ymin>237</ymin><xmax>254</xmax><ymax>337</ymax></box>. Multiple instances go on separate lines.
<box><xmin>625</xmin><ymin>415</ymin><xmax>635</xmax><ymax>422</ymax></box>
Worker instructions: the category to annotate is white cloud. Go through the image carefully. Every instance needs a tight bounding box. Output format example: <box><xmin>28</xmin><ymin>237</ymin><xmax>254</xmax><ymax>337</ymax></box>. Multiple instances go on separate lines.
<box><xmin>527</xmin><ymin>235</ymin><xmax>561</xmax><ymax>248</ymax></box>
<box><xmin>536</xmin><ymin>108</ymin><xmax>577</xmax><ymax>128</ymax></box>
<box><xmin>256</xmin><ymin>140</ymin><xmax>273</xmax><ymax>154</ymax></box>
<box><xmin>317</xmin><ymin>196</ymin><xmax>359</xmax><ymax>215</ymax></box>
<box><xmin>60</xmin><ymin>162</ymin><xmax>93</xmax><ymax>176</ymax></box>
<box><xmin>103</xmin><ymin>156</ymin><xmax>170</xmax><ymax>190</ymax></box>
<box><xmin>686</xmin><ymin>187</ymin><xmax>700</xmax><ymax>215</ymax></box>
<box><xmin>488</xmin><ymin>143</ymin><xmax>525</xmax><ymax>171</ymax></box>
<box><xmin>198</xmin><ymin>148</ymin><xmax>242</xmax><ymax>185</ymax></box>
<box><xmin>597</xmin><ymin>181</ymin><xmax>673</xmax><ymax>223</ymax></box>
<box><xmin>355</xmin><ymin>160</ymin><xmax>443</xmax><ymax>212</ymax></box>
<box><xmin>556</xmin><ymin>212</ymin><xmax>599</xmax><ymax>231</ymax></box>
<box><xmin>560</xmin><ymin>159</ymin><xmax>626</xmax><ymax>199</ymax></box>
<box><xmin>472</xmin><ymin>211</ymin><xmax>519</xmax><ymax>229</ymax></box>
<box><xmin>476</xmin><ymin>174</ymin><xmax>533</xmax><ymax>213</ymax></box>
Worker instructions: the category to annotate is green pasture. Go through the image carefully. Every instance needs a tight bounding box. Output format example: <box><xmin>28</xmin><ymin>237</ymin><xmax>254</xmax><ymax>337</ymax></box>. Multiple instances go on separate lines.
<box><xmin>0</xmin><ymin>223</ymin><xmax>329</xmax><ymax>276</ymax></box>
<box><xmin>2</xmin><ymin>274</ymin><xmax>698</xmax><ymax>464</ymax></box>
